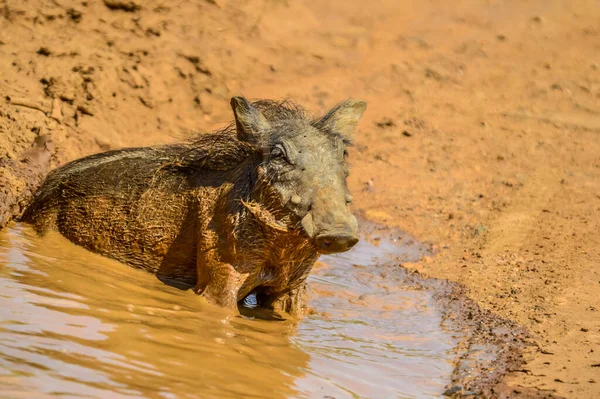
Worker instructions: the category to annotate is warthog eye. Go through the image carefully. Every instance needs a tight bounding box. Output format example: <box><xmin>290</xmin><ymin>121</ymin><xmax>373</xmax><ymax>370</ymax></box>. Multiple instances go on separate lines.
<box><xmin>271</xmin><ymin>146</ymin><xmax>284</xmax><ymax>158</ymax></box>
<box><xmin>270</xmin><ymin>145</ymin><xmax>288</xmax><ymax>163</ymax></box>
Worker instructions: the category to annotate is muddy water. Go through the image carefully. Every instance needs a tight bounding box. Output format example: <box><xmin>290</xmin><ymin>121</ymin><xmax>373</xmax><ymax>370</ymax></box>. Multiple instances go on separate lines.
<box><xmin>0</xmin><ymin>224</ymin><xmax>457</xmax><ymax>399</ymax></box>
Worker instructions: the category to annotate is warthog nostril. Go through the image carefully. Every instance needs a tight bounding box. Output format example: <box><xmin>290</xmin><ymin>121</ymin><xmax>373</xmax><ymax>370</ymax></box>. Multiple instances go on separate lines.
<box><xmin>316</xmin><ymin>233</ymin><xmax>358</xmax><ymax>253</ymax></box>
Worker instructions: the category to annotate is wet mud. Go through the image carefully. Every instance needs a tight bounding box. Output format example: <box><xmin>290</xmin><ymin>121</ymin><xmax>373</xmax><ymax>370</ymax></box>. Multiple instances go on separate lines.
<box><xmin>0</xmin><ymin>219</ymin><xmax>547</xmax><ymax>398</ymax></box>
<box><xmin>0</xmin><ymin>222</ymin><xmax>457</xmax><ymax>398</ymax></box>
<box><xmin>350</xmin><ymin>222</ymin><xmax>555</xmax><ymax>399</ymax></box>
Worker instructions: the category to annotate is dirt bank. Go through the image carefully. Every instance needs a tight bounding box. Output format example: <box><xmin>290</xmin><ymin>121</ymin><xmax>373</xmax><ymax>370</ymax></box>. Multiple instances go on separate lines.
<box><xmin>1</xmin><ymin>0</ymin><xmax>599</xmax><ymax>397</ymax></box>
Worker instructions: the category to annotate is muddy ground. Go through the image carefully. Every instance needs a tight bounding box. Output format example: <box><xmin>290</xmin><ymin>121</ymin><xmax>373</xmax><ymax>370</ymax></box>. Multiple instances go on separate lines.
<box><xmin>0</xmin><ymin>0</ymin><xmax>599</xmax><ymax>397</ymax></box>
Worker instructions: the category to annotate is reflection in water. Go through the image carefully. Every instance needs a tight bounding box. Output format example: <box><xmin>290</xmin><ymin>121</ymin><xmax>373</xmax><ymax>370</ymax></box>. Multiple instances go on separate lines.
<box><xmin>0</xmin><ymin>224</ymin><xmax>456</xmax><ymax>398</ymax></box>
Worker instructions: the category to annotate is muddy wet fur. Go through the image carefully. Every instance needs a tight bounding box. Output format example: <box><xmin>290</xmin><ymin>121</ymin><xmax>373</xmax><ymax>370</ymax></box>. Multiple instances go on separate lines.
<box><xmin>22</xmin><ymin>97</ymin><xmax>367</xmax><ymax>317</ymax></box>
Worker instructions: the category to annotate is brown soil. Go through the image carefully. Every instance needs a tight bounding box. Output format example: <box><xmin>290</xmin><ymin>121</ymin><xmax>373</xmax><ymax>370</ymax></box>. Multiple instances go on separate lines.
<box><xmin>1</xmin><ymin>0</ymin><xmax>599</xmax><ymax>397</ymax></box>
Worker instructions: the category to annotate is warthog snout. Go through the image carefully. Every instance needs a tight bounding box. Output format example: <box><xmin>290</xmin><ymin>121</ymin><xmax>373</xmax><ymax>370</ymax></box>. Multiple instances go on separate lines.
<box><xmin>316</xmin><ymin>232</ymin><xmax>359</xmax><ymax>253</ymax></box>
<box><xmin>300</xmin><ymin>184</ymin><xmax>360</xmax><ymax>254</ymax></box>
<box><xmin>301</xmin><ymin>210</ymin><xmax>359</xmax><ymax>254</ymax></box>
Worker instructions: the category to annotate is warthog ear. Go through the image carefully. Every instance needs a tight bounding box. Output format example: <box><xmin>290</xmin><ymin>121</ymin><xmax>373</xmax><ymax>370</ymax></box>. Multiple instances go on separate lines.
<box><xmin>230</xmin><ymin>96</ymin><xmax>271</xmax><ymax>146</ymax></box>
<box><xmin>316</xmin><ymin>99</ymin><xmax>367</xmax><ymax>142</ymax></box>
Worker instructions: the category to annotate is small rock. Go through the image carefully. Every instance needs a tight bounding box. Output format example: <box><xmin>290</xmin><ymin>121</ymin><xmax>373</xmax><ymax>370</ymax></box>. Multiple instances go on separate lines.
<box><xmin>37</xmin><ymin>47</ymin><xmax>51</xmax><ymax>56</ymax></box>
<box><xmin>66</xmin><ymin>8</ymin><xmax>83</xmax><ymax>22</ymax></box>
<box><xmin>77</xmin><ymin>104</ymin><xmax>94</xmax><ymax>116</ymax></box>
<box><xmin>443</xmin><ymin>385</ymin><xmax>462</xmax><ymax>396</ymax></box>
<box><xmin>103</xmin><ymin>0</ymin><xmax>140</xmax><ymax>12</ymax></box>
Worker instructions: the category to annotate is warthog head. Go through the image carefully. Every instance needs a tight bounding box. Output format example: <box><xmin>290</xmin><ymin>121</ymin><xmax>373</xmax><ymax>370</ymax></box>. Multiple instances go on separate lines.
<box><xmin>231</xmin><ymin>96</ymin><xmax>367</xmax><ymax>254</ymax></box>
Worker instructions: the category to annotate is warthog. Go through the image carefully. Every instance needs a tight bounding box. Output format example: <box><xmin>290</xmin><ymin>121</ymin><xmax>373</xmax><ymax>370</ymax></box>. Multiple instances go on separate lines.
<box><xmin>22</xmin><ymin>97</ymin><xmax>366</xmax><ymax>316</ymax></box>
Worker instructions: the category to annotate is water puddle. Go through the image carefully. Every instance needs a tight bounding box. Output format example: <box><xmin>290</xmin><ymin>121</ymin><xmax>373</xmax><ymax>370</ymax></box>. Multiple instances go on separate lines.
<box><xmin>0</xmin><ymin>223</ymin><xmax>458</xmax><ymax>398</ymax></box>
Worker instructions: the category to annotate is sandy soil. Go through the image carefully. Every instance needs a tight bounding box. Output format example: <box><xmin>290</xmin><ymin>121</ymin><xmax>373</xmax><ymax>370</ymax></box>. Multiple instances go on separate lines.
<box><xmin>1</xmin><ymin>0</ymin><xmax>599</xmax><ymax>397</ymax></box>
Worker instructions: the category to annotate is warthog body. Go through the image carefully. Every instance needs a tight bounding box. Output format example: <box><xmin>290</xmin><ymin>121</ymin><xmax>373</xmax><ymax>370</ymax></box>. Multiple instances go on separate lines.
<box><xmin>22</xmin><ymin>97</ymin><xmax>366</xmax><ymax>316</ymax></box>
